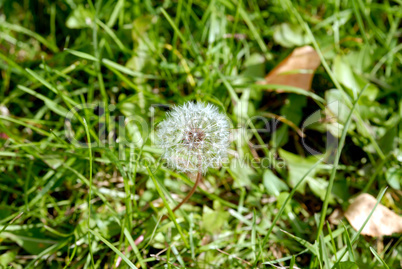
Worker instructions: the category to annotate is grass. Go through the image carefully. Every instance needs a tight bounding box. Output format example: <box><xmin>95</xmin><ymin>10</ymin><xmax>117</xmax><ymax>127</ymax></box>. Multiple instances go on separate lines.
<box><xmin>0</xmin><ymin>0</ymin><xmax>401</xmax><ymax>268</ymax></box>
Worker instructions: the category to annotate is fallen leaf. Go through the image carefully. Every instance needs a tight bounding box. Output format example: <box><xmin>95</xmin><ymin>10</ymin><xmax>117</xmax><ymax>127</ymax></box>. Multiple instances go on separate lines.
<box><xmin>329</xmin><ymin>208</ymin><xmax>343</xmax><ymax>225</ymax></box>
<box><xmin>344</xmin><ymin>193</ymin><xmax>402</xmax><ymax>237</ymax></box>
<box><xmin>259</xmin><ymin>46</ymin><xmax>320</xmax><ymax>92</ymax></box>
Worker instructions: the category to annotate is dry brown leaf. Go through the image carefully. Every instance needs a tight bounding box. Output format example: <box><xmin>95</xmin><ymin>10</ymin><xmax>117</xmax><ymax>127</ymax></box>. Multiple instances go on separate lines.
<box><xmin>344</xmin><ymin>193</ymin><xmax>402</xmax><ymax>237</ymax></box>
<box><xmin>260</xmin><ymin>45</ymin><xmax>320</xmax><ymax>92</ymax></box>
<box><xmin>329</xmin><ymin>208</ymin><xmax>343</xmax><ymax>225</ymax></box>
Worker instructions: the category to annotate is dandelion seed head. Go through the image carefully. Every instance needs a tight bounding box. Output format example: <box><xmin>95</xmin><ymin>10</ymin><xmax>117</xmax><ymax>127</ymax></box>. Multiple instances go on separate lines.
<box><xmin>157</xmin><ymin>102</ymin><xmax>230</xmax><ymax>173</ymax></box>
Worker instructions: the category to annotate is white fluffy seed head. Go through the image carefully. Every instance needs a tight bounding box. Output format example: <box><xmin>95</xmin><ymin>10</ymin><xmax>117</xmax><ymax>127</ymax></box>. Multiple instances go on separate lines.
<box><xmin>157</xmin><ymin>102</ymin><xmax>230</xmax><ymax>174</ymax></box>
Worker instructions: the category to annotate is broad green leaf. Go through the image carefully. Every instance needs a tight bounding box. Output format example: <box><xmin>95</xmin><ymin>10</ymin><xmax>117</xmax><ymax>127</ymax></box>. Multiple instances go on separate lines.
<box><xmin>378</xmin><ymin>126</ymin><xmax>398</xmax><ymax>156</ymax></box>
<box><xmin>272</xmin><ymin>94</ymin><xmax>307</xmax><ymax>148</ymax></box>
<box><xmin>276</xmin><ymin>192</ymin><xmax>292</xmax><ymax>212</ymax></box>
<box><xmin>263</xmin><ymin>169</ymin><xmax>289</xmax><ymax>196</ymax></box>
<box><xmin>280</xmin><ymin>94</ymin><xmax>307</xmax><ymax>126</ymax></box>
<box><xmin>279</xmin><ymin>149</ymin><xmax>320</xmax><ymax>193</ymax></box>
<box><xmin>66</xmin><ymin>5</ymin><xmax>94</xmax><ymax>29</ymax></box>
<box><xmin>242</xmin><ymin>53</ymin><xmax>266</xmax><ymax>78</ymax></box>
<box><xmin>333</xmin><ymin>56</ymin><xmax>379</xmax><ymax>103</ymax></box>
<box><xmin>386</xmin><ymin>167</ymin><xmax>401</xmax><ymax>190</ymax></box>
<box><xmin>229</xmin><ymin>158</ymin><xmax>254</xmax><ymax>188</ymax></box>
<box><xmin>308</xmin><ymin>177</ymin><xmax>335</xmax><ymax>203</ymax></box>
<box><xmin>0</xmin><ymin>250</ymin><xmax>16</xmax><ymax>267</ymax></box>
<box><xmin>273</xmin><ymin>23</ymin><xmax>309</xmax><ymax>48</ymax></box>
<box><xmin>332</xmin><ymin>179</ymin><xmax>350</xmax><ymax>202</ymax></box>
<box><xmin>333</xmin><ymin>56</ymin><xmax>360</xmax><ymax>98</ymax></box>
<box><xmin>1</xmin><ymin>232</ymin><xmax>57</xmax><ymax>255</ymax></box>
<box><xmin>326</xmin><ymin>89</ymin><xmax>351</xmax><ymax>124</ymax></box>
<box><xmin>202</xmin><ymin>203</ymin><xmax>229</xmax><ymax>233</ymax></box>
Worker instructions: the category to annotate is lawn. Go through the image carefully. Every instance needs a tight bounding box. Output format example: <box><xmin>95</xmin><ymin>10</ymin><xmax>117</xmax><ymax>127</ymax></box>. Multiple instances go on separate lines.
<box><xmin>0</xmin><ymin>0</ymin><xmax>401</xmax><ymax>268</ymax></box>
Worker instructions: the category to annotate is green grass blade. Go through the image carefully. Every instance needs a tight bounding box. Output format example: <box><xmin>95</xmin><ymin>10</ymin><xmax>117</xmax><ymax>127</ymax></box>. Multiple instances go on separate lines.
<box><xmin>90</xmin><ymin>229</ymin><xmax>137</xmax><ymax>269</ymax></box>
<box><xmin>65</xmin><ymin>49</ymin><xmax>99</xmax><ymax>62</ymax></box>
<box><xmin>326</xmin><ymin>222</ymin><xmax>337</xmax><ymax>261</ymax></box>
<box><xmin>316</xmin><ymin>85</ymin><xmax>368</xmax><ymax>240</ymax></box>
<box><xmin>341</xmin><ymin>222</ymin><xmax>355</xmax><ymax>262</ymax></box>
<box><xmin>254</xmin><ymin>158</ymin><xmax>323</xmax><ymax>265</ymax></box>
<box><xmin>124</xmin><ymin>229</ymin><xmax>147</xmax><ymax>269</ymax></box>
<box><xmin>252</xmin><ymin>83</ymin><xmax>326</xmax><ymax>104</ymax></box>
<box><xmin>280</xmin><ymin>229</ymin><xmax>318</xmax><ymax>256</ymax></box>
<box><xmin>17</xmin><ymin>85</ymin><xmax>68</xmax><ymax>116</ymax></box>
<box><xmin>83</xmin><ymin>118</ymin><xmax>95</xmax><ymax>268</ymax></box>
<box><xmin>1</xmin><ymin>21</ymin><xmax>59</xmax><ymax>52</ymax></box>
<box><xmin>146</xmin><ymin>167</ymin><xmax>189</xmax><ymax>248</ymax></box>
<box><xmin>370</xmin><ymin>247</ymin><xmax>390</xmax><ymax>269</ymax></box>
<box><xmin>319</xmin><ymin>233</ymin><xmax>331</xmax><ymax>269</ymax></box>
<box><xmin>332</xmin><ymin>187</ymin><xmax>388</xmax><ymax>268</ymax></box>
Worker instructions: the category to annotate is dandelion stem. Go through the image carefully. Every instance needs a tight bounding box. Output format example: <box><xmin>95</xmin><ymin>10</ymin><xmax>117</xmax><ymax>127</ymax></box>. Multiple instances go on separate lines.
<box><xmin>162</xmin><ymin>156</ymin><xmax>202</xmax><ymax>221</ymax></box>
<box><xmin>173</xmin><ymin>170</ymin><xmax>201</xmax><ymax>211</ymax></box>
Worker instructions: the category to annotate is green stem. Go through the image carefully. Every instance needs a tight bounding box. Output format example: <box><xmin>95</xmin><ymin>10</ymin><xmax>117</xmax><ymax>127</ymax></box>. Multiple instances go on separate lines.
<box><xmin>316</xmin><ymin>86</ymin><xmax>368</xmax><ymax>240</ymax></box>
